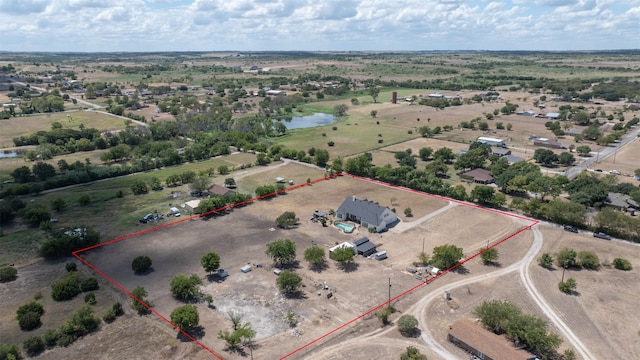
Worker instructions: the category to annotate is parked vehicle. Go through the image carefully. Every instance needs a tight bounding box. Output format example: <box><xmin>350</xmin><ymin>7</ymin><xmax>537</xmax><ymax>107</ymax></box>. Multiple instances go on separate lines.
<box><xmin>593</xmin><ymin>232</ymin><xmax>611</xmax><ymax>240</ymax></box>
<box><xmin>563</xmin><ymin>225</ymin><xmax>578</xmax><ymax>233</ymax></box>
<box><xmin>139</xmin><ymin>213</ymin><xmax>154</xmax><ymax>223</ymax></box>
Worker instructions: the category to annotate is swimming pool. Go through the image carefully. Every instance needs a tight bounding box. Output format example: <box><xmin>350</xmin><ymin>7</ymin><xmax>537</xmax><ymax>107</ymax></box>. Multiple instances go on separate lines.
<box><xmin>335</xmin><ymin>222</ymin><xmax>355</xmax><ymax>233</ymax></box>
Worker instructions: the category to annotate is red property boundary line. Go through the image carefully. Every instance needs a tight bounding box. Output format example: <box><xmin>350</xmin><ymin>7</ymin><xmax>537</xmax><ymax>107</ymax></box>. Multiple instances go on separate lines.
<box><xmin>72</xmin><ymin>172</ymin><xmax>537</xmax><ymax>360</ymax></box>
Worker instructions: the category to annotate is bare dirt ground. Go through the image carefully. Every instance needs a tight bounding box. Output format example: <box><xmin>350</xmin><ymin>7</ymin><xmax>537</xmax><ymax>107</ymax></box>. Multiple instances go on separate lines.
<box><xmin>76</xmin><ymin>168</ymin><xmax>526</xmax><ymax>360</ymax></box>
<box><xmin>588</xmin><ymin>136</ymin><xmax>640</xmax><ymax>181</ymax></box>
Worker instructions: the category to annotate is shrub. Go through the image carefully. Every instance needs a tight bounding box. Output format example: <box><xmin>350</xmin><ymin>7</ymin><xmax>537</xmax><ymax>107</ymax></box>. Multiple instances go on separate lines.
<box><xmin>78</xmin><ymin>194</ymin><xmax>91</xmax><ymax>206</ymax></box>
<box><xmin>18</xmin><ymin>310</ymin><xmax>42</xmax><ymax>331</ymax></box>
<box><xmin>131</xmin><ymin>255</ymin><xmax>153</xmax><ymax>274</ymax></box>
<box><xmin>0</xmin><ymin>344</ymin><xmax>20</xmax><ymax>360</ymax></box>
<box><xmin>103</xmin><ymin>309</ymin><xmax>117</xmax><ymax>323</ymax></box>
<box><xmin>65</xmin><ymin>262</ymin><xmax>77</xmax><ymax>272</ymax></box>
<box><xmin>23</xmin><ymin>335</ymin><xmax>45</xmax><ymax>356</ymax></box>
<box><xmin>0</xmin><ymin>266</ymin><xmax>17</xmax><ymax>282</ymax></box>
<box><xmin>80</xmin><ymin>277</ymin><xmax>99</xmax><ymax>292</ymax></box>
<box><xmin>43</xmin><ymin>329</ymin><xmax>59</xmax><ymax>347</ymax></box>
<box><xmin>51</xmin><ymin>275</ymin><xmax>81</xmax><ymax>301</ymax></box>
<box><xmin>17</xmin><ymin>301</ymin><xmax>44</xmax><ymax>331</ymax></box>
<box><xmin>84</xmin><ymin>293</ymin><xmax>96</xmax><ymax>305</ymax></box>
<box><xmin>613</xmin><ymin>258</ymin><xmax>632</xmax><ymax>271</ymax></box>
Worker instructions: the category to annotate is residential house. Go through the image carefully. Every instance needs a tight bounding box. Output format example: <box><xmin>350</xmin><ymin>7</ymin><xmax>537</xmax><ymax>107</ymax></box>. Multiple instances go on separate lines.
<box><xmin>604</xmin><ymin>192</ymin><xmax>640</xmax><ymax>213</ymax></box>
<box><xmin>448</xmin><ymin>319</ymin><xmax>538</xmax><ymax>360</ymax></box>
<box><xmin>461</xmin><ymin>168</ymin><xmax>495</xmax><ymax>184</ymax></box>
<box><xmin>335</xmin><ymin>196</ymin><xmax>398</xmax><ymax>232</ymax></box>
<box><xmin>207</xmin><ymin>184</ymin><xmax>236</xmax><ymax>197</ymax></box>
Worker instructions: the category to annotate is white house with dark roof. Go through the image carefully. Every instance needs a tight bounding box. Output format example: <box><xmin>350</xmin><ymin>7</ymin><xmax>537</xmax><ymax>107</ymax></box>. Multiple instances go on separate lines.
<box><xmin>335</xmin><ymin>196</ymin><xmax>398</xmax><ymax>232</ymax></box>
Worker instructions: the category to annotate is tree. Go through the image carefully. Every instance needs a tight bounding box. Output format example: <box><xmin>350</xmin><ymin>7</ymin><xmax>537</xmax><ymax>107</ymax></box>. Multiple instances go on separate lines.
<box><xmin>130</xmin><ymin>180</ymin><xmax>149</xmax><ymax>195</ymax></box>
<box><xmin>577</xmin><ymin>251</ymin><xmax>600</xmax><ymax>270</ymax></box>
<box><xmin>11</xmin><ymin>165</ymin><xmax>32</xmax><ymax>183</ymax></box>
<box><xmin>224</xmin><ymin>177</ymin><xmax>236</xmax><ymax>188</ymax></box>
<box><xmin>558</xmin><ymin>277</ymin><xmax>577</xmax><ymax>294</ymax></box>
<box><xmin>80</xmin><ymin>277</ymin><xmax>99</xmax><ymax>292</ymax></box>
<box><xmin>0</xmin><ymin>344</ymin><xmax>20</xmax><ymax>360</ymax></box>
<box><xmin>0</xmin><ymin>266</ymin><xmax>17</xmax><ymax>282</ymax></box>
<box><xmin>474</xmin><ymin>300</ymin><xmax>521</xmax><ymax>334</ymax></box>
<box><xmin>370</xmin><ymin>110</ymin><xmax>377</xmax><ymax>118</ymax></box>
<box><xmin>255</xmin><ymin>184</ymin><xmax>276</xmax><ymax>197</ymax></box>
<box><xmin>613</xmin><ymin>258</ymin><xmax>632</xmax><ymax>271</ymax></box>
<box><xmin>400</xmin><ymin>346</ymin><xmax>428</xmax><ymax>360</ymax></box>
<box><xmin>265</xmin><ymin>239</ymin><xmax>296</xmax><ymax>267</ymax></box>
<box><xmin>131</xmin><ymin>256</ymin><xmax>153</xmax><ymax>274</ymax></box>
<box><xmin>556</xmin><ymin>248</ymin><xmax>577</xmax><ymax>268</ymax></box>
<box><xmin>332</xmin><ymin>245</ymin><xmax>355</xmax><ymax>268</ymax></box>
<box><xmin>32</xmin><ymin>162</ymin><xmax>56</xmax><ymax>181</ymax></box>
<box><xmin>304</xmin><ymin>246</ymin><xmax>326</xmax><ymax>269</ymax></box>
<box><xmin>201</xmin><ymin>252</ymin><xmax>221</xmax><ymax>275</ymax></box>
<box><xmin>20</xmin><ymin>204</ymin><xmax>51</xmax><ymax>226</ymax></box>
<box><xmin>190</xmin><ymin>176</ymin><xmax>210</xmax><ymax>194</ymax></box>
<box><xmin>558</xmin><ymin>152</ymin><xmax>575</xmax><ymax>166</ymax></box>
<box><xmin>276</xmin><ymin>270</ymin><xmax>302</xmax><ymax>294</ymax></box>
<box><xmin>404</xmin><ymin>207</ymin><xmax>413</xmax><ymax>217</ymax></box>
<box><xmin>480</xmin><ymin>247</ymin><xmax>499</xmax><ymax>265</ymax></box>
<box><xmin>275</xmin><ymin>211</ymin><xmax>298</xmax><ymax>229</ymax></box>
<box><xmin>368</xmin><ymin>86</ymin><xmax>380</xmax><ymax>103</ymax></box>
<box><xmin>533</xmin><ymin>148</ymin><xmax>558</xmax><ymax>165</ymax></box>
<box><xmin>506</xmin><ymin>123</ymin><xmax>513</xmax><ymax>131</ymax></box>
<box><xmin>418</xmin><ymin>147</ymin><xmax>433</xmax><ymax>161</ymax></box>
<box><xmin>170</xmin><ymin>305</ymin><xmax>199</xmax><ymax>331</ymax></box>
<box><xmin>538</xmin><ymin>253</ymin><xmax>554</xmax><ymax>268</ymax></box>
<box><xmin>218</xmin><ymin>313</ymin><xmax>256</xmax><ymax>350</ymax></box>
<box><xmin>576</xmin><ymin>145</ymin><xmax>591</xmax><ymax>156</ymax></box>
<box><xmin>50</xmin><ymin>197</ymin><xmax>67</xmax><ymax>212</ymax></box>
<box><xmin>433</xmin><ymin>147</ymin><xmax>455</xmax><ymax>163</ymax></box>
<box><xmin>170</xmin><ymin>274</ymin><xmax>203</xmax><ymax>301</ymax></box>
<box><xmin>431</xmin><ymin>244</ymin><xmax>463</xmax><ymax>270</ymax></box>
<box><xmin>314</xmin><ymin>148</ymin><xmax>330</xmax><ymax>167</ymax></box>
<box><xmin>333</xmin><ymin>104</ymin><xmax>349</xmax><ymax>117</ymax></box>
<box><xmin>131</xmin><ymin>286</ymin><xmax>151</xmax><ymax>314</ymax></box>
<box><xmin>397</xmin><ymin>314</ymin><xmax>419</xmax><ymax>336</ymax></box>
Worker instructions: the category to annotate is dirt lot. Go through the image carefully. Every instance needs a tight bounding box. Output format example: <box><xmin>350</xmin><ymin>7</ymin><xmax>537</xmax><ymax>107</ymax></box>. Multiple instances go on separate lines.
<box><xmin>77</xmin><ymin>169</ymin><xmax>527</xmax><ymax>360</ymax></box>
<box><xmin>588</xmin><ymin>136</ymin><xmax>640</xmax><ymax>181</ymax></box>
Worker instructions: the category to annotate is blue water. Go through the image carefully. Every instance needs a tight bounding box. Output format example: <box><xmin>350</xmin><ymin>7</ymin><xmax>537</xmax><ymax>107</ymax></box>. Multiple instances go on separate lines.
<box><xmin>278</xmin><ymin>113</ymin><xmax>336</xmax><ymax>129</ymax></box>
<box><xmin>335</xmin><ymin>222</ymin><xmax>354</xmax><ymax>232</ymax></box>
<box><xmin>0</xmin><ymin>151</ymin><xmax>19</xmax><ymax>158</ymax></box>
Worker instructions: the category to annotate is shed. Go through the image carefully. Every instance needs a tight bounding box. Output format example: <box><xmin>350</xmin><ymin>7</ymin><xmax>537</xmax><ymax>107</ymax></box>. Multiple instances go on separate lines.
<box><xmin>184</xmin><ymin>200</ymin><xmax>201</xmax><ymax>212</ymax></box>
<box><xmin>218</xmin><ymin>269</ymin><xmax>229</xmax><ymax>278</ymax></box>
<box><xmin>545</xmin><ymin>112</ymin><xmax>560</xmax><ymax>119</ymax></box>
<box><xmin>329</xmin><ymin>242</ymin><xmax>356</xmax><ymax>260</ymax></box>
<box><xmin>533</xmin><ymin>138</ymin><xmax>565</xmax><ymax>149</ymax></box>
<box><xmin>492</xmin><ymin>148</ymin><xmax>512</xmax><ymax>157</ymax></box>
<box><xmin>351</xmin><ymin>237</ymin><xmax>377</xmax><ymax>257</ymax></box>
<box><xmin>275</xmin><ymin>177</ymin><xmax>286</xmax><ymax>183</ymax></box>
<box><xmin>241</xmin><ymin>265</ymin><xmax>252</xmax><ymax>273</ymax></box>
<box><xmin>448</xmin><ymin>319</ymin><xmax>537</xmax><ymax>360</ymax></box>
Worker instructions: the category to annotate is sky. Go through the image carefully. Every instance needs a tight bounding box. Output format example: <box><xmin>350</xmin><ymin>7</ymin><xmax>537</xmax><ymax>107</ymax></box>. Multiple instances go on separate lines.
<box><xmin>0</xmin><ymin>0</ymin><xmax>639</xmax><ymax>52</ymax></box>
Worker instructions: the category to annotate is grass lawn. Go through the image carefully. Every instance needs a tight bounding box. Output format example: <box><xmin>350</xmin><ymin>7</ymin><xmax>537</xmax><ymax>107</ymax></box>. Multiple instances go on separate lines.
<box><xmin>0</xmin><ymin>229</ymin><xmax>47</xmax><ymax>266</ymax></box>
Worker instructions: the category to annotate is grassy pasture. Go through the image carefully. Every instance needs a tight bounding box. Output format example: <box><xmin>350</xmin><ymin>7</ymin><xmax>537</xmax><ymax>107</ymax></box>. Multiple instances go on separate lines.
<box><xmin>0</xmin><ymin>111</ymin><xmax>129</xmax><ymax>148</ymax></box>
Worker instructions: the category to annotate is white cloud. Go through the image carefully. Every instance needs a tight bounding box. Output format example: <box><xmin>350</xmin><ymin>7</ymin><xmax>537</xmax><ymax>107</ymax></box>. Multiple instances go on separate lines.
<box><xmin>0</xmin><ymin>0</ymin><xmax>638</xmax><ymax>51</ymax></box>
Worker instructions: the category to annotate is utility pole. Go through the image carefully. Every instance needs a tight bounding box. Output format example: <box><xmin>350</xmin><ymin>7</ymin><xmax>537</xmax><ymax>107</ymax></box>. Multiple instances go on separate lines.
<box><xmin>388</xmin><ymin>277</ymin><xmax>392</xmax><ymax>308</ymax></box>
<box><xmin>422</xmin><ymin>237</ymin><xmax>425</xmax><ymax>254</ymax></box>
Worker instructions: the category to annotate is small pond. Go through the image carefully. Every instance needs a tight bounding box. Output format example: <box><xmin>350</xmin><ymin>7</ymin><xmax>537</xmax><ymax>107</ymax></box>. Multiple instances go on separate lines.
<box><xmin>0</xmin><ymin>151</ymin><xmax>19</xmax><ymax>159</ymax></box>
<box><xmin>278</xmin><ymin>113</ymin><xmax>336</xmax><ymax>129</ymax></box>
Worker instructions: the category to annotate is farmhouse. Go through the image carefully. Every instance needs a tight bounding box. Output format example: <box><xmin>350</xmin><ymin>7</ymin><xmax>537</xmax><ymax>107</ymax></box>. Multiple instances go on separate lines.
<box><xmin>448</xmin><ymin>319</ymin><xmax>538</xmax><ymax>360</ymax></box>
<box><xmin>207</xmin><ymin>184</ymin><xmax>236</xmax><ymax>197</ymax></box>
<box><xmin>604</xmin><ymin>192</ymin><xmax>640</xmax><ymax>213</ymax></box>
<box><xmin>351</xmin><ymin>237</ymin><xmax>377</xmax><ymax>257</ymax></box>
<box><xmin>461</xmin><ymin>168</ymin><xmax>495</xmax><ymax>184</ymax></box>
<box><xmin>335</xmin><ymin>196</ymin><xmax>398</xmax><ymax>232</ymax></box>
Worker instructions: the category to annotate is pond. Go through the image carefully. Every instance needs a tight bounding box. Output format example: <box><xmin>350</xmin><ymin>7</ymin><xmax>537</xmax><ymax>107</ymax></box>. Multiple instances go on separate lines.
<box><xmin>277</xmin><ymin>113</ymin><xmax>336</xmax><ymax>129</ymax></box>
<box><xmin>0</xmin><ymin>151</ymin><xmax>19</xmax><ymax>159</ymax></box>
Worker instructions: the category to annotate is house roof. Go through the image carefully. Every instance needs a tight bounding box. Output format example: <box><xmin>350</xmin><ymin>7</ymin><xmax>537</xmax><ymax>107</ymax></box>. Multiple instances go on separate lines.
<box><xmin>208</xmin><ymin>184</ymin><xmax>235</xmax><ymax>197</ymax></box>
<box><xmin>606</xmin><ymin>192</ymin><xmax>639</xmax><ymax>209</ymax></box>
<box><xmin>505</xmin><ymin>155</ymin><xmax>525</xmax><ymax>164</ymax></box>
<box><xmin>336</xmin><ymin>196</ymin><xmax>391</xmax><ymax>227</ymax></box>
<box><xmin>492</xmin><ymin>148</ymin><xmax>511</xmax><ymax>156</ymax></box>
<box><xmin>448</xmin><ymin>320</ymin><xmax>535</xmax><ymax>360</ymax></box>
<box><xmin>352</xmin><ymin>237</ymin><xmax>377</xmax><ymax>254</ymax></box>
<box><xmin>461</xmin><ymin>168</ymin><xmax>494</xmax><ymax>183</ymax></box>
